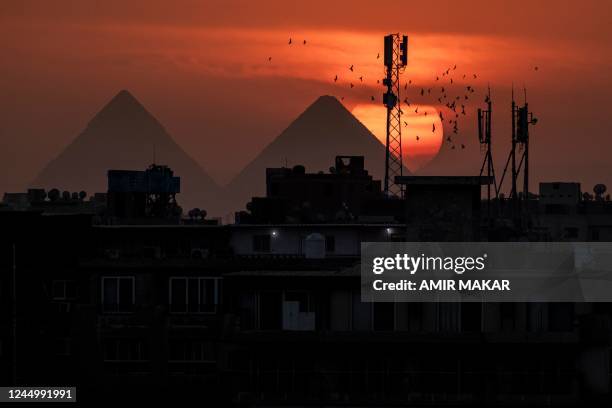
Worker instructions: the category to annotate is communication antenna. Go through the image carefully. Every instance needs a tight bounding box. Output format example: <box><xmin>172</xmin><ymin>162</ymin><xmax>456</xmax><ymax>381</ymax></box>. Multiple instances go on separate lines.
<box><xmin>477</xmin><ymin>86</ymin><xmax>497</xmax><ymax>218</ymax></box>
<box><xmin>382</xmin><ymin>33</ymin><xmax>408</xmax><ymax>197</ymax></box>
<box><xmin>499</xmin><ymin>85</ymin><xmax>537</xmax><ymax>226</ymax></box>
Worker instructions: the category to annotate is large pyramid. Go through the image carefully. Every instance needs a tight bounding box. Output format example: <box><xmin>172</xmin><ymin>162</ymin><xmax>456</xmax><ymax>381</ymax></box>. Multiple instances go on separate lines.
<box><xmin>32</xmin><ymin>90</ymin><xmax>222</xmax><ymax>214</ymax></box>
<box><xmin>226</xmin><ymin>95</ymin><xmax>404</xmax><ymax>209</ymax></box>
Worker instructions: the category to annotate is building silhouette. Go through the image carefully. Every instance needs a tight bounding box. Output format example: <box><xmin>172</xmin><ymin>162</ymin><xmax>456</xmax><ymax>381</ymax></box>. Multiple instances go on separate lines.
<box><xmin>1</xmin><ymin>160</ymin><xmax>612</xmax><ymax>405</ymax></box>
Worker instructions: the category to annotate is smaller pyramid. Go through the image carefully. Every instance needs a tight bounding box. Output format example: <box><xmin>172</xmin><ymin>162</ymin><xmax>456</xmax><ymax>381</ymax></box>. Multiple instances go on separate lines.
<box><xmin>226</xmin><ymin>95</ymin><xmax>409</xmax><ymax>210</ymax></box>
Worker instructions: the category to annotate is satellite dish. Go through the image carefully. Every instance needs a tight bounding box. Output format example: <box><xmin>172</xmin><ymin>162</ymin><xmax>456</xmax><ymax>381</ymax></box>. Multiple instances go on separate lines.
<box><xmin>292</xmin><ymin>165</ymin><xmax>305</xmax><ymax>175</ymax></box>
<box><xmin>594</xmin><ymin>184</ymin><xmax>607</xmax><ymax>198</ymax></box>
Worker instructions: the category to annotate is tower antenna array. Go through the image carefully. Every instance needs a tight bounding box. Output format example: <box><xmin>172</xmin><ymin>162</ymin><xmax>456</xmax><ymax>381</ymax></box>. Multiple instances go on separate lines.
<box><xmin>499</xmin><ymin>86</ymin><xmax>537</xmax><ymax>226</ymax></box>
<box><xmin>383</xmin><ymin>33</ymin><xmax>408</xmax><ymax>197</ymax></box>
<box><xmin>477</xmin><ymin>86</ymin><xmax>497</xmax><ymax>218</ymax></box>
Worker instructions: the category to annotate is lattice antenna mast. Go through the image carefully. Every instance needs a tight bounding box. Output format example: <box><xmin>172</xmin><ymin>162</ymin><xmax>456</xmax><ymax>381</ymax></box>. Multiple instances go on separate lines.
<box><xmin>477</xmin><ymin>86</ymin><xmax>497</xmax><ymax>218</ymax></box>
<box><xmin>515</xmin><ymin>88</ymin><xmax>537</xmax><ymax>212</ymax></box>
<box><xmin>383</xmin><ymin>34</ymin><xmax>408</xmax><ymax>197</ymax></box>
<box><xmin>499</xmin><ymin>86</ymin><xmax>537</xmax><ymax>226</ymax></box>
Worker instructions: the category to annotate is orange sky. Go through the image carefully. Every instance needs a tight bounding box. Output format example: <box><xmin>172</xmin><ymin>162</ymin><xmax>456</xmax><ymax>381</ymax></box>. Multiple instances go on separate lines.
<box><xmin>1</xmin><ymin>0</ymin><xmax>612</xmax><ymax>192</ymax></box>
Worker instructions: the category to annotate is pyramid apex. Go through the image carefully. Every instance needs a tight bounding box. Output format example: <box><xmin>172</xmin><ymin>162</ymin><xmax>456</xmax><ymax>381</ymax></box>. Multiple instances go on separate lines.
<box><xmin>109</xmin><ymin>89</ymin><xmax>140</xmax><ymax>105</ymax></box>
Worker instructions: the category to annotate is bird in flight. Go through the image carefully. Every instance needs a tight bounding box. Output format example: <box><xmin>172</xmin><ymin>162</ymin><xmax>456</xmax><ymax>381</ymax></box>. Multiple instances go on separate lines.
<box><xmin>288</xmin><ymin>38</ymin><xmax>292</xmax><ymax>45</ymax></box>
<box><xmin>349</xmin><ymin>65</ymin><xmax>354</xmax><ymax>72</ymax></box>
<box><xmin>473</xmin><ymin>74</ymin><xmax>478</xmax><ymax>79</ymax></box>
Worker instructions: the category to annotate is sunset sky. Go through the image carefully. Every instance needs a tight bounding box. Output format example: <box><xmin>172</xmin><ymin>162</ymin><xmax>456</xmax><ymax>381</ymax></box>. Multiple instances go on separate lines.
<box><xmin>1</xmin><ymin>1</ymin><xmax>611</xmax><ymax>194</ymax></box>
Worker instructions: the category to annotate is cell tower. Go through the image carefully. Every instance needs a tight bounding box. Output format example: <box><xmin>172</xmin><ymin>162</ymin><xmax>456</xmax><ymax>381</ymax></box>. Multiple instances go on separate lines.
<box><xmin>382</xmin><ymin>33</ymin><xmax>408</xmax><ymax>197</ymax></box>
<box><xmin>500</xmin><ymin>88</ymin><xmax>537</xmax><ymax>224</ymax></box>
<box><xmin>477</xmin><ymin>87</ymin><xmax>497</xmax><ymax>217</ymax></box>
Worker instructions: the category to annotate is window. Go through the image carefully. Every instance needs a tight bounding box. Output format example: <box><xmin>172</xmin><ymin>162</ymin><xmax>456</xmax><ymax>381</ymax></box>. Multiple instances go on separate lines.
<box><xmin>564</xmin><ymin>227</ymin><xmax>579</xmax><ymax>239</ymax></box>
<box><xmin>500</xmin><ymin>303</ymin><xmax>517</xmax><ymax>331</ymax></box>
<box><xmin>282</xmin><ymin>291</ymin><xmax>315</xmax><ymax>331</ymax></box>
<box><xmin>461</xmin><ymin>302</ymin><xmax>482</xmax><ymax>332</ymax></box>
<box><xmin>169</xmin><ymin>340</ymin><xmax>215</xmax><ymax>362</ymax></box>
<box><xmin>437</xmin><ymin>303</ymin><xmax>460</xmax><ymax>332</ymax></box>
<box><xmin>549</xmin><ymin>303</ymin><xmax>574</xmax><ymax>332</ymax></box>
<box><xmin>252</xmin><ymin>234</ymin><xmax>271</xmax><ymax>252</ymax></box>
<box><xmin>102</xmin><ymin>277</ymin><xmax>134</xmax><ymax>313</ymax></box>
<box><xmin>372</xmin><ymin>302</ymin><xmax>395</xmax><ymax>331</ymax></box>
<box><xmin>325</xmin><ymin>235</ymin><xmax>336</xmax><ymax>253</ymax></box>
<box><xmin>169</xmin><ymin>277</ymin><xmax>219</xmax><ymax>313</ymax></box>
<box><xmin>103</xmin><ymin>338</ymin><xmax>148</xmax><ymax>362</ymax></box>
<box><xmin>256</xmin><ymin>291</ymin><xmax>315</xmax><ymax>331</ymax></box>
<box><xmin>52</xmin><ymin>280</ymin><xmax>77</xmax><ymax>300</ymax></box>
<box><xmin>260</xmin><ymin>292</ymin><xmax>282</xmax><ymax>330</ymax></box>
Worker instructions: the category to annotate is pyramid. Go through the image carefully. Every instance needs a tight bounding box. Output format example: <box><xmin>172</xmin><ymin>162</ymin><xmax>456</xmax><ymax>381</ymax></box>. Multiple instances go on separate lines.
<box><xmin>32</xmin><ymin>90</ymin><xmax>223</xmax><ymax>214</ymax></box>
<box><xmin>226</xmin><ymin>95</ymin><xmax>408</xmax><ymax>210</ymax></box>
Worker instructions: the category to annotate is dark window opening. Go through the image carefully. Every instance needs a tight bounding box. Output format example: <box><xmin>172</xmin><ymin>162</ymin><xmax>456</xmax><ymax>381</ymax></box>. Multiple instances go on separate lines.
<box><xmin>253</xmin><ymin>234</ymin><xmax>271</xmax><ymax>252</ymax></box>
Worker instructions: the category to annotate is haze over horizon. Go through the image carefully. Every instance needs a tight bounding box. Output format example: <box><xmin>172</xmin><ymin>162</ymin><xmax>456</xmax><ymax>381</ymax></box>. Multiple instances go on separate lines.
<box><xmin>1</xmin><ymin>0</ymin><xmax>611</xmax><ymax>197</ymax></box>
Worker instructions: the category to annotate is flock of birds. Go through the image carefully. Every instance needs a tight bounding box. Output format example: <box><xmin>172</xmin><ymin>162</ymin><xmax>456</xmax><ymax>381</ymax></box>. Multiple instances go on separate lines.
<box><xmin>267</xmin><ymin>37</ymin><xmax>539</xmax><ymax>153</ymax></box>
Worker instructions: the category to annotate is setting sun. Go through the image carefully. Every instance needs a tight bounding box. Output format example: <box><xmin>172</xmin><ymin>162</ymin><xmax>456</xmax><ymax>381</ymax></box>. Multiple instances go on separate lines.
<box><xmin>352</xmin><ymin>103</ymin><xmax>443</xmax><ymax>171</ymax></box>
